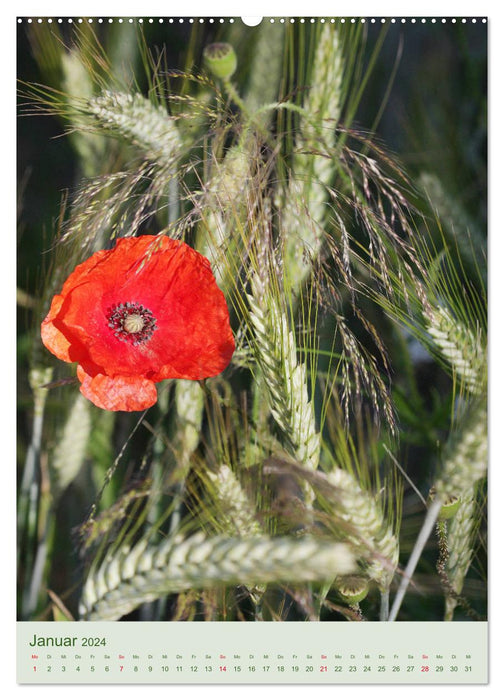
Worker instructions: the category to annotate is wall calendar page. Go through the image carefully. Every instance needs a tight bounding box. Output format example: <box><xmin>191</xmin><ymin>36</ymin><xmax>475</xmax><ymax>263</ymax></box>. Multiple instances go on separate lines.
<box><xmin>16</xmin><ymin>9</ymin><xmax>489</xmax><ymax>687</ymax></box>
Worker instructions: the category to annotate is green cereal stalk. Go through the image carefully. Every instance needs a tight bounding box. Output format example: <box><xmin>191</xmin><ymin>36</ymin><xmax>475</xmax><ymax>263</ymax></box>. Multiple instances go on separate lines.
<box><xmin>61</xmin><ymin>48</ymin><xmax>107</xmax><ymax>177</ymax></box>
<box><xmin>206</xmin><ymin>465</ymin><xmax>265</xmax><ymax>606</ymax></box>
<box><xmin>443</xmin><ymin>487</ymin><xmax>482</xmax><ymax>620</ymax></box>
<box><xmin>173</xmin><ymin>379</ymin><xmax>205</xmax><ymax>467</ymax></box>
<box><xmin>428</xmin><ymin>300</ymin><xmax>487</xmax><ymax>500</ymax></box>
<box><xmin>248</xmin><ymin>275</ymin><xmax>321</xmax><ymax>483</ymax></box>
<box><xmin>446</xmin><ymin>491</ymin><xmax>477</xmax><ymax>593</ymax></box>
<box><xmin>168</xmin><ymin>379</ymin><xmax>205</xmax><ymax>535</ymax></box>
<box><xmin>18</xmin><ymin>367</ymin><xmax>53</xmax><ymax>616</ymax></box>
<box><xmin>20</xmin><ymin>367</ymin><xmax>62</xmax><ymax>617</ymax></box>
<box><xmin>198</xmin><ymin>144</ymin><xmax>252</xmax><ymax>288</ymax></box>
<box><xmin>59</xmin><ymin>167</ymin><xmax>158</xmax><ymax>251</ymax></box>
<box><xmin>326</xmin><ymin>467</ymin><xmax>399</xmax><ymax>591</ymax></box>
<box><xmin>390</xmin><ymin>403</ymin><xmax>487</xmax><ymax>621</ymax></box>
<box><xmin>206</xmin><ymin>465</ymin><xmax>262</xmax><ymax>536</ymax></box>
<box><xmin>388</xmin><ymin>294</ymin><xmax>487</xmax><ymax>620</ymax></box>
<box><xmin>283</xmin><ymin>24</ymin><xmax>344</xmax><ymax>289</ymax></box>
<box><xmin>50</xmin><ymin>394</ymin><xmax>92</xmax><ymax>499</ymax></box>
<box><xmin>244</xmin><ymin>21</ymin><xmax>285</xmax><ymax>126</ymax></box>
<box><xmin>297</xmin><ymin>24</ymin><xmax>343</xmax><ymax>173</ymax></box>
<box><xmin>87</xmin><ymin>90</ymin><xmax>181</xmax><ymax>166</ymax></box>
<box><xmin>19</xmin><ymin>368</ymin><xmax>54</xmax><ymax>530</ymax></box>
<box><xmin>434</xmin><ymin>402</ymin><xmax>486</xmax><ymax>617</ymax></box>
<box><xmin>426</xmin><ymin>305</ymin><xmax>486</xmax><ymax>396</ymax></box>
<box><xmin>434</xmin><ymin>402</ymin><xmax>487</xmax><ymax>498</ymax></box>
<box><xmin>79</xmin><ymin>533</ymin><xmax>356</xmax><ymax>620</ymax></box>
<box><xmin>86</xmin><ymin>90</ymin><xmax>182</xmax><ymax>232</ymax></box>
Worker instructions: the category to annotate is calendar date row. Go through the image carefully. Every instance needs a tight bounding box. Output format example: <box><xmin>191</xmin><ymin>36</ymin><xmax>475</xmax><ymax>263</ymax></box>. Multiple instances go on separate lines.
<box><xmin>32</xmin><ymin>663</ymin><xmax>474</xmax><ymax>674</ymax></box>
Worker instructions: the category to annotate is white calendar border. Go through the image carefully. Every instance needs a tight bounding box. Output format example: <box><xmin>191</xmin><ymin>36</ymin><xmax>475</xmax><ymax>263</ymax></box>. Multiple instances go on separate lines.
<box><xmin>6</xmin><ymin>0</ymin><xmax>498</xmax><ymax>19</ymax></box>
<box><xmin>6</xmin><ymin>2</ymin><xmax>502</xmax><ymax>696</ymax></box>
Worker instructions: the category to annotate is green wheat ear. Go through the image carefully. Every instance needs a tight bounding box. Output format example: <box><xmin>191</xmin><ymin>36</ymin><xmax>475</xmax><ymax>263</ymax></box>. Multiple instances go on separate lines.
<box><xmin>206</xmin><ymin>465</ymin><xmax>262</xmax><ymax>536</ymax></box>
<box><xmin>444</xmin><ymin>484</ymin><xmax>484</xmax><ymax>620</ymax></box>
<box><xmin>435</xmin><ymin>402</ymin><xmax>487</xmax><ymax>499</ymax></box>
<box><xmin>426</xmin><ymin>305</ymin><xmax>486</xmax><ymax>396</ymax></box>
<box><xmin>172</xmin><ymin>379</ymin><xmax>205</xmax><ymax>466</ymax></box>
<box><xmin>243</xmin><ymin>20</ymin><xmax>285</xmax><ymax>124</ymax></box>
<box><xmin>79</xmin><ymin>532</ymin><xmax>356</xmax><ymax>621</ymax></box>
<box><xmin>87</xmin><ymin>91</ymin><xmax>181</xmax><ymax>166</ymax></box>
<box><xmin>325</xmin><ymin>467</ymin><xmax>399</xmax><ymax>591</ymax></box>
<box><xmin>247</xmin><ymin>273</ymin><xmax>321</xmax><ymax>485</ymax></box>
<box><xmin>61</xmin><ymin>48</ymin><xmax>107</xmax><ymax>177</ymax></box>
<box><xmin>283</xmin><ymin>24</ymin><xmax>345</xmax><ymax>291</ymax></box>
<box><xmin>196</xmin><ymin>143</ymin><xmax>252</xmax><ymax>290</ymax></box>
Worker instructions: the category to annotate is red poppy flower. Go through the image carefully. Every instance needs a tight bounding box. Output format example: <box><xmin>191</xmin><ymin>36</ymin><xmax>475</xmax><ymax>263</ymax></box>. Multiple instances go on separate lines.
<box><xmin>41</xmin><ymin>236</ymin><xmax>235</xmax><ymax>411</ymax></box>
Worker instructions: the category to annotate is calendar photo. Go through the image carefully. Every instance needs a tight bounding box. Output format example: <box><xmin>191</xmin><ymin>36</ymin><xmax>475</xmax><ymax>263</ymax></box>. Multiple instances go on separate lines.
<box><xmin>16</xmin><ymin>13</ymin><xmax>488</xmax><ymax>684</ymax></box>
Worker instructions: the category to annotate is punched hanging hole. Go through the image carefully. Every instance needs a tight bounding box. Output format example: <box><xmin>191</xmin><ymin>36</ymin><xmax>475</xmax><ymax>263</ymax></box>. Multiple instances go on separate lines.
<box><xmin>241</xmin><ymin>16</ymin><xmax>263</xmax><ymax>26</ymax></box>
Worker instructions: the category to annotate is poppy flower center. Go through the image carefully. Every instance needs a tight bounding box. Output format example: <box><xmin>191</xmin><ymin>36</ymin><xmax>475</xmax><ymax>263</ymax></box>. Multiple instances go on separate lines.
<box><xmin>107</xmin><ymin>302</ymin><xmax>157</xmax><ymax>346</ymax></box>
<box><xmin>123</xmin><ymin>313</ymin><xmax>145</xmax><ymax>334</ymax></box>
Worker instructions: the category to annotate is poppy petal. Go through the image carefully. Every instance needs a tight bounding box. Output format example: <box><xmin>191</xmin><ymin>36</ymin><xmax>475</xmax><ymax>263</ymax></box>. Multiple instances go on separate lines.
<box><xmin>41</xmin><ymin>294</ymin><xmax>73</xmax><ymax>362</ymax></box>
<box><xmin>40</xmin><ymin>247</ymin><xmax>113</xmax><ymax>364</ymax></box>
<box><xmin>77</xmin><ymin>366</ymin><xmax>158</xmax><ymax>412</ymax></box>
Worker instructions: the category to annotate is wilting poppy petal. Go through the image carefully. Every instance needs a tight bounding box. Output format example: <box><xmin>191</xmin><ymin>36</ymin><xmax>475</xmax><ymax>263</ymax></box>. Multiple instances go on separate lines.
<box><xmin>77</xmin><ymin>366</ymin><xmax>158</xmax><ymax>412</ymax></box>
<box><xmin>41</xmin><ymin>236</ymin><xmax>235</xmax><ymax>411</ymax></box>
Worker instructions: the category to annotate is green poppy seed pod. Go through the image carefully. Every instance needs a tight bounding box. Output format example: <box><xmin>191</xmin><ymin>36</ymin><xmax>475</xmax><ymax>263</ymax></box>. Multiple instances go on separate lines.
<box><xmin>429</xmin><ymin>487</ymin><xmax>461</xmax><ymax>520</ymax></box>
<box><xmin>336</xmin><ymin>576</ymin><xmax>370</xmax><ymax>605</ymax></box>
<box><xmin>203</xmin><ymin>43</ymin><xmax>237</xmax><ymax>80</ymax></box>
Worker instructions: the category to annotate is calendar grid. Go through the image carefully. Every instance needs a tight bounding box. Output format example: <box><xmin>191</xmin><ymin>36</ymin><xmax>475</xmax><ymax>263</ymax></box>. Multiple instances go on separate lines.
<box><xmin>17</xmin><ymin>621</ymin><xmax>488</xmax><ymax>684</ymax></box>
